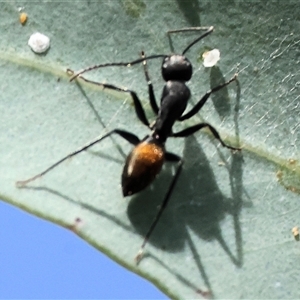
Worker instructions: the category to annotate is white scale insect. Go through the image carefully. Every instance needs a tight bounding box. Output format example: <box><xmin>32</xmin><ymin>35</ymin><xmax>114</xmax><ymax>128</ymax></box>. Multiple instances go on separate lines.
<box><xmin>28</xmin><ymin>32</ymin><xmax>50</xmax><ymax>54</ymax></box>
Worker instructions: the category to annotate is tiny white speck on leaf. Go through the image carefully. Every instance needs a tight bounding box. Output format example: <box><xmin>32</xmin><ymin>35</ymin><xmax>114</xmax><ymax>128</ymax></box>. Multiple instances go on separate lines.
<box><xmin>28</xmin><ymin>32</ymin><xmax>50</xmax><ymax>54</ymax></box>
<box><xmin>202</xmin><ymin>49</ymin><xmax>220</xmax><ymax>67</ymax></box>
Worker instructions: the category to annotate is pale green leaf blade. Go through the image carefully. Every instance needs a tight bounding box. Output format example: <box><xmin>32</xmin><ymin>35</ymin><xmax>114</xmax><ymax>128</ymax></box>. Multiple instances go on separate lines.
<box><xmin>1</xmin><ymin>2</ymin><xmax>300</xmax><ymax>299</ymax></box>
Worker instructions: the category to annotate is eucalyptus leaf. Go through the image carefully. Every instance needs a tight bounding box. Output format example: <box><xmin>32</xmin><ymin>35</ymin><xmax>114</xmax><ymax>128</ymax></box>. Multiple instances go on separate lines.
<box><xmin>1</xmin><ymin>1</ymin><xmax>300</xmax><ymax>299</ymax></box>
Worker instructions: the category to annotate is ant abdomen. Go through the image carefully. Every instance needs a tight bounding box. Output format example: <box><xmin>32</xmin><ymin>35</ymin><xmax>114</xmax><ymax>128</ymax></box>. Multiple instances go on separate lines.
<box><xmin>122</xmin><ymin>139</ymin><xmax>165</xmax><ymax>196</ymax></box>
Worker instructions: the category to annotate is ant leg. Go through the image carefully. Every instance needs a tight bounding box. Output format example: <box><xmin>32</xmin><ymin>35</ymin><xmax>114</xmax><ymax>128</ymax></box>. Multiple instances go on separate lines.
<box><xmin>135</xmin><ymin>152</ymin><xmax>182</xmax><ymax>263</ymax></box>
<box><xmin>16</xmin><ymin>129</ymin><xmax>140</xmax><ymax>187</ymax></box>
<box><xmin>140</xmin><ymin>51</ymin><xmax>159</xmax><ymax>115</ymax></box>
<box><xmin>179</xmin><ymin>72</ymin><xmax>238</xmax><ymax>121</ymax></box>
<box><xmin>67</xmin><ymin>69</ymin><xmax>150</xmax><ymax>128</ymax></box>
<box><xmin>68</xmin><ymin>54</ymin><xmax>166</xmax><ymax>80</ymax></box>
<box><xmin>172</xmin><ymin>122</ymin><xmax>241</xmax><ymax>151</ymax></box>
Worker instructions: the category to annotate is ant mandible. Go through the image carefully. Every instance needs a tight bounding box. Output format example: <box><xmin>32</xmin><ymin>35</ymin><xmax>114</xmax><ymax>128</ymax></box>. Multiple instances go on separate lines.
<box><xmin>16</xmin><ymin>26</ymin><xmax>241</xmax><ymax>262</ymax></box>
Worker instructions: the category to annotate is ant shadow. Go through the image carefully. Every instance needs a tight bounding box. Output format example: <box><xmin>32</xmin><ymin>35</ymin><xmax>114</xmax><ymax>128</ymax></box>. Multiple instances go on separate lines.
<box><xmin>126</xmin><ymin>74</ymin><xmax>245</xmax><ymax>295</ymax></box>
<box><xmin>127</xmin><ymin>135</ymin><xmax>244</xmax><ymax>296</ymax></box>
<box><xmin>71</xmin><ymin>80</ymin><xmax>127</xmax><ymax>159</ymax></box>
<box><xmin>128</xmin><ymin>134</ymin><xmax>244</xmax><ymax>255</ymax></box>
<box><xmin>210</xmin><ymin>66</ymin><xmax>232</xmax><ymax>118</ymax></box>
<box><xmin>175</xmin><ymin>0</ymin><xmax>201</xmax><ymax>27</ymax></box>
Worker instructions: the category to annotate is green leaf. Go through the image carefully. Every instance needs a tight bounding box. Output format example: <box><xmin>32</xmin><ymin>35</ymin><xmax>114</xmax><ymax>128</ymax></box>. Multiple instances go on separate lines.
<box><xmin>1</xmin><ymin>1</ymin><xmax>300</xmax><ymax>298</ymax></box>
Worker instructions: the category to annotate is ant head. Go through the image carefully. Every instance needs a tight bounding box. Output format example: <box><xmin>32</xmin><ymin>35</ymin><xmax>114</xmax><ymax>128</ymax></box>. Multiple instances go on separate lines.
<box><xmin>161</xmin><ymin>55</ymin><xmax>192</xmax><ymax>82</ymax></box>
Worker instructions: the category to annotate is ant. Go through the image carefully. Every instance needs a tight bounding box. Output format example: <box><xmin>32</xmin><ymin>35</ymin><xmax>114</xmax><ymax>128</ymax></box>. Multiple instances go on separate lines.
<box><xmin>16</xmin><ymin>26</ymin><xmax>240</xmax><ymax>262</ymax></box>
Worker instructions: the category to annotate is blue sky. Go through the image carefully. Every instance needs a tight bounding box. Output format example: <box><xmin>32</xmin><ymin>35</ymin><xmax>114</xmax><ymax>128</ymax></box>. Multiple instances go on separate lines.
<box><xmin>0</xmin><ymin>200</ymin><xmax>167</xmax><ymax>299</ymax></box>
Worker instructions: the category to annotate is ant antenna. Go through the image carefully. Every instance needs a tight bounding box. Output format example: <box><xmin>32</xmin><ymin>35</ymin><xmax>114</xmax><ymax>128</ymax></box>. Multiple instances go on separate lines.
<box><xmin>181</xmin><ymin>26</ymin><xmax>214</xmax><ymax>55</ymax></box>
<box><xmin>167</xmin><ymin>26</ymin><xmax>214</xmax><ymax>55</ymax></box>
<box><xmin>70</xmin><ymin>26</ymin><xmax>214</xmax><ymax>81</ymax></box>
<box><xmin>70</xmin><ymin>54</ymin><xmax>166</xmax><ymax>81</ymax></box>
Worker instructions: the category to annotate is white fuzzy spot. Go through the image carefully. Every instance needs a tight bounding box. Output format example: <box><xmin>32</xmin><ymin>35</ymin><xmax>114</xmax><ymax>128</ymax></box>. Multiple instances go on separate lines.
<box><xmin>202</xmin><ymin>49</ymin><xmax>220</xmax><ymax>67</ymax></box>
<box><xmin>28</xmin><ymin>32</ymin><xmax>50</xmax><ymax>54</ymax></box>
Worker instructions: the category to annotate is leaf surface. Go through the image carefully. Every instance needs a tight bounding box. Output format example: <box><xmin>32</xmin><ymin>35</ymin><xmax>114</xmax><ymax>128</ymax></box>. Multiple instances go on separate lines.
<box><xmin>1</xmin><ymin>1</ymin><xmax>300</xmax><ymax>298</ymax></box>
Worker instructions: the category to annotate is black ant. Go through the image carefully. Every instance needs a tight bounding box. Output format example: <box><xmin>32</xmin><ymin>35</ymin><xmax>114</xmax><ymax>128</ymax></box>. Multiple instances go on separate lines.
<box><xmin>16</xmin><ymin>26</ymin><xmax>240</xmax><ymax>262</ymax></box>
